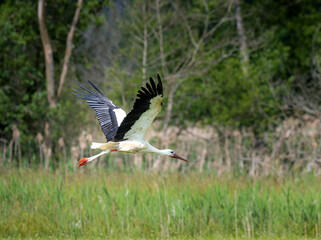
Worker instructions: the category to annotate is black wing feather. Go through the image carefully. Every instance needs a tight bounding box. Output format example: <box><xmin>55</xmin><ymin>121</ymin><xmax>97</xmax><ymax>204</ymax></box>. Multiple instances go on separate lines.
<box><xmin>146</xmin><ymin>82</ymin><xmax>154</xmax><ymax>95</ymax></box>
<box><xmin>73</xmin><ymin>81</ymin><xmax>121</xmax><ymax>141</ymax></box>
<box><xmin>113</xmin><ymin>74</ymin><xmax>163</xmax><ymax>141</ymax></box>
<box><xmin>141</xmin><ymin>87</ymin><xmax>150</xmax><ymax>96</ymax></box>
<box><xmin>150</xmin><ymin>78</ymin><xmax>157</xmax><ymax>93</ymax></box>
<box><xmin>157</xmin><ymin>74</ymin><xmax>163</xmax><ymax>94</ymax></box>
<box><xmin>87</xmin><ymin>80</ymin><xmax>105</xmax><ymax>96</ymax></box>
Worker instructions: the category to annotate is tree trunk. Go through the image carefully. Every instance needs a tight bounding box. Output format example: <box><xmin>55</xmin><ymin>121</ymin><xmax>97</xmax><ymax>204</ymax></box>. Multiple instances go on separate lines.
<box><xmin>38</xmin><ymin>0</ymin><xmax>83</xmax><ymax>168</ymax></box>
<box><xmin>38</xmin><ymin>0</ymin><xmax>56</xmax><ymax>108</ymax></box>
<box><xmin>235</xmin><ymin>0</ymin><xmax>249</xmax><ymax>76</ymax></box>
<box><xmin>38</xmin><ymin>0</ymin><xmax>55</xmax><ymax>169</ymax></box>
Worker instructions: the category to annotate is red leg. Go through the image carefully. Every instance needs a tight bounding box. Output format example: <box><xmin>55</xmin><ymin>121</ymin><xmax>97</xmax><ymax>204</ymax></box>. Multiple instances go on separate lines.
<box><xmin>77</xmin><ymin>158</ymin><xmax>88</xmax><ymax>167</ymax></box>
<box><xmin>78</xmin><ymin>149</ymin><xmax>117</xmax><ymax>167</ymax></box>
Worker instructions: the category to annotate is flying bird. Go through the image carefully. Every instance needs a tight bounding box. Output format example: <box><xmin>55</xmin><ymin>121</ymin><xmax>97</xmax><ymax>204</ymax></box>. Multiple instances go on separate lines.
<box><xmin>73</xmin><ymin>74</ymin><xmax>188</xmax><ymax>167</ymax></box>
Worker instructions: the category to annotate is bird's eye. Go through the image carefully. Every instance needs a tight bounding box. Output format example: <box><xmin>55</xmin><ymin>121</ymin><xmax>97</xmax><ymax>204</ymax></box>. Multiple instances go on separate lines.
<box><xmin>171</xmin><ymin>151</ymin><xmax>174</xmax><ymax>154</ymax></box>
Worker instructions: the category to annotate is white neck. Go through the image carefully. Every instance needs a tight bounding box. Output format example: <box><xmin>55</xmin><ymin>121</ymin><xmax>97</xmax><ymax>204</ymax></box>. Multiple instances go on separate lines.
<box><xmin>145</xmin><ymin>143</ymin><xmax>170</xmax><ymax>156</ymax></box>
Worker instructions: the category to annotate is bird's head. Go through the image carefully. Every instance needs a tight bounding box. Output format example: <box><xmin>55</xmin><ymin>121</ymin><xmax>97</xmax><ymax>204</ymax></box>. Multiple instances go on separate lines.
<box><xmin>163</xmin><ymin>149</ymin><xmax>188</xmax><ymax>162</ymax></box>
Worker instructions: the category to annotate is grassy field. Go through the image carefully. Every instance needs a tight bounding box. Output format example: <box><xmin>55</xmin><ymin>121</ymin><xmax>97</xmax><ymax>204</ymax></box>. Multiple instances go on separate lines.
<box><xmin>1</xmin><ymin>169</ymin><xmax>321</xmax><ymax>239</ymax></box>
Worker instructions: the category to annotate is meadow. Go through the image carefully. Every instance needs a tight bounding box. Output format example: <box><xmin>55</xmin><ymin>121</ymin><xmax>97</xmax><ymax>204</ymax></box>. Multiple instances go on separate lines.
<box><xmin>1</xmin><ymin>169</ymin><xmax>321</xmax><ymax>239</ymax></box>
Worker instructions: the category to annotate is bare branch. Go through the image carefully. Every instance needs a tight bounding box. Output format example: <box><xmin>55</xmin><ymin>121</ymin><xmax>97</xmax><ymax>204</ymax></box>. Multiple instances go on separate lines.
<box><xmin>57</xmin><ymin>0</ymin><xmax>83</xmax><ymax>97</ymax></box>
<box><xmin>172</xmin><ymin>2</ymin><xmax>197</xmax><ymax>48</ymax></box>
<box><xmin>234</xmin><ymin>0</ymin><xmax>249</xmax><ymax>76</ymax></box>
<box><xmin>200</xmin><ymin>0</ymin><xmax>210</xmax><ymax>39</ymax></box>
<box><xmin>204</xmin><ymin>17</ymin><xmax>231</xmax><ymax>40</ymax></box>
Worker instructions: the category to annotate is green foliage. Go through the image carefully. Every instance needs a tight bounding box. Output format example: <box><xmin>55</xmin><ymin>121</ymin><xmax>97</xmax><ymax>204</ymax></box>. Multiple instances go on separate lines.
<box><xmin>1</xmin><ymin>170</ymin><xmax>321</xmax><ymax>238</ymax></box>
<box><xmin>0</xmin><ymin>1</ymin><xmax>45</xmax><ymax>139</ymax></box>
<box><xmin>0</xmin><ymin>0</ymin><xmax>109</xmax><ymax>155</ymax></box>
<box><xmin>173</xmin><ymin>0</ymin><xmax>321</xmax><ymax>130</ymax></box>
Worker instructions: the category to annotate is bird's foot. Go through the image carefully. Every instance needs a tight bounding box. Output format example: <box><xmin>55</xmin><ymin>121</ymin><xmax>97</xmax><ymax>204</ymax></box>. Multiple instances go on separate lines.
<box><xmin>78</xmin><ymin>158</ymin><xmax>88</xmax><ymax>167</ymax></box>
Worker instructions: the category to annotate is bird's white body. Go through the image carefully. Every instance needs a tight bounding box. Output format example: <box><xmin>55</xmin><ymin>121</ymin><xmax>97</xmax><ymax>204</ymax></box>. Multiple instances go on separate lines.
<box><xmin>91</xmin><ymin>140</ymin><xmax>170</xmax><ymax>155</ymax></box>
<box><xmin>91</xmin><ymin>140</ymin><xmax>145</xmax><ymax>153</ymax></box>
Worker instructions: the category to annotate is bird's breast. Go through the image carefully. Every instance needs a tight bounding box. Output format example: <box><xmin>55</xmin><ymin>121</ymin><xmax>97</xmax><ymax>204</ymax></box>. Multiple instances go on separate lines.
<box><xmin>118</xmin><ymin>141</ymin><xmax>146</xmax><ymax>153</ymax></box>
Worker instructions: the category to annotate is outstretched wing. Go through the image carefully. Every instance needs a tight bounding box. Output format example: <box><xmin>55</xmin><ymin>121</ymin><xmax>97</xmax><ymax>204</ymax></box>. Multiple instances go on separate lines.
<box><xmin>113</xmin><ymin>74</ymin><xmax>163</xmax><ymax>141</ymax></box>
<box><xmin>73</xmin><ymin>81</ymin><xmax>126</xmax><ymax>142</ymax></box>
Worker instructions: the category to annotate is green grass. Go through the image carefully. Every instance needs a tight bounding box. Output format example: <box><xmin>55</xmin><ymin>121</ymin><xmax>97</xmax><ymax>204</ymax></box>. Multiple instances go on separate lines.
<box><xmin>1</xmin><ymin>169</ymin><xmax>321</xmax><ymax>239</ymax></box>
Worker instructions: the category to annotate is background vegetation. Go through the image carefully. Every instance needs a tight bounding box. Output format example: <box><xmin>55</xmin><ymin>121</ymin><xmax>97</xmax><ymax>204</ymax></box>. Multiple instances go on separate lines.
<box><xmin>1</xmin><ymin>0</ymin><xmax>321</xmax><ymax>239</ymax></box>
<box><xmin>1</xmin><ymin>0</ymin><xmax>321</xmax><ymax>171</ymax></box>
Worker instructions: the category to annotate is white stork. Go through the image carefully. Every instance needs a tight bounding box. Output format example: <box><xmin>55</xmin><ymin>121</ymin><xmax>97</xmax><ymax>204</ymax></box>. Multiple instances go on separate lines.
<box><xmin>74</xmin><ymin>74</ymin><xmax>188</xmax><ymax>167</ymax></box>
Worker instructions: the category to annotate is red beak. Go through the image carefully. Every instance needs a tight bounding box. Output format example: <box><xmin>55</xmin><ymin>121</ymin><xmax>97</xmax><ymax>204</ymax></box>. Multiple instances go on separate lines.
<box><xmin>171</xmin><ymin>153</ymin><xmax>188</xmax><ymax>162</ymax></box>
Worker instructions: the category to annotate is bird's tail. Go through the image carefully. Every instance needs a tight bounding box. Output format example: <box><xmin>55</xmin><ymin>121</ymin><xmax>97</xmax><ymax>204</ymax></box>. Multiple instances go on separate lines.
<box><xmin>91</xmin><ymin>142</ymin><xmax>106</xmax><ymax>149</ymax></box>
<box><xmin>91</xmin><ymin>142</ymin><xmax>118</xmax><ymax>150</ymax></box>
